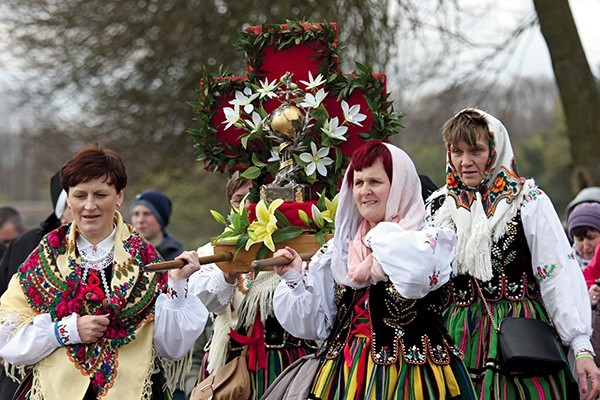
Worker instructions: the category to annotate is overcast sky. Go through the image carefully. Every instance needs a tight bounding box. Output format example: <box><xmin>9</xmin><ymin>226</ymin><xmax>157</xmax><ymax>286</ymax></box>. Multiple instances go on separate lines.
<box><xmin>504</xmin><ymin>0</ymin><xmax>600</xmax><ymax>78</ymax></box>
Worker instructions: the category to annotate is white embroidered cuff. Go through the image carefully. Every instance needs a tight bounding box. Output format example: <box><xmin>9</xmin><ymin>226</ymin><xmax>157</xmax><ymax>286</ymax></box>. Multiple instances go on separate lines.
<box><xmin>282</xmin><ymin>269</ymin><xmax>304</xmax><ymax>290</ymax></box>
<box><xmin>54</xmin><ymin>313</ymin><xmax>80</xmax><ymax>345</ymax></box>
<box><xmin>572</xmin><ymin>334</ymin><xmax>595</xmax><ymax>356</ymax></box>
<box><xmin>166</xmin><ymin>277</ymin><xmax>189</xmax><ymax>306</ymax></box>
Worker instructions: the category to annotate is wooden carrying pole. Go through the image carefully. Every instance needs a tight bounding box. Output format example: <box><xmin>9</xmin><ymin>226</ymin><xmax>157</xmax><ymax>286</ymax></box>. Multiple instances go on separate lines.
<box><xmin>251</xmin><ymin>252</ymin><xmax>314</xmax><ymax>269</ymax></box>
<box><xmin>142</xmin><ymin>252</ymin><xmax>234</xmax><ymax>272</ymax></box>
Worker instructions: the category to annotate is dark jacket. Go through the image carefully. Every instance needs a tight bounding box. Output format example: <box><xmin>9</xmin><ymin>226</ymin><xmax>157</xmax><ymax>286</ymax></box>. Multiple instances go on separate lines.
<box><xmin>156</xmin><ymin>232</ymin><xmax>184</xmax><ymax>261</ymax></box>
<box><xmin>0</xmin><ymin>213</ymin><xmax>61</xmax><ymax>400</ymax></box>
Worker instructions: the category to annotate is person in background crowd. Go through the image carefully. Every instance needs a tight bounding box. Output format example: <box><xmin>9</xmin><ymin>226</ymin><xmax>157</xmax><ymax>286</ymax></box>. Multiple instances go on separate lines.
<box><xmin>426</xmin><ymin>108</ymin><xmax>599</xmax><ymax>399</ymax></box>
<box><xmin>0</xmin><ymin>171</ymin><xmax>72</xmax><ymax>296</ymax></box>
<box><xmin>0</xmin><ymin>143</ymin><xmax>207</xmax><ymax>399</ymax></box>
<box><xmin>0</xmin><ymin>206</ymin><xmax>27</xmax><ymax>246</ymax></box>
<box><xmin>0</xmin><ymin>171</ymin><xmax>72</xmax><ymax>400</ymax></box>
<box><xmin>272</xmin><ymin>141</ymin><xmax>476</xmax><ymax>399</ymax></box>
<box><xmin>182</xmin><ymin>171</ymin><xmax>254</xmax><ymax>398</ymax></box>
<box><xmin>131</xmin><ymin>189</ymin><xmax>183</xmax><ymax>261</ymax></box>
<box><xmin>567</xmin><ymin>187</ymin><xmax>600</xmax><ymax>219</ymax></box>
<box><xmin>568</xmin><ymin>202</ymin><xmax>600</xmax><ymax>269</ymax></box>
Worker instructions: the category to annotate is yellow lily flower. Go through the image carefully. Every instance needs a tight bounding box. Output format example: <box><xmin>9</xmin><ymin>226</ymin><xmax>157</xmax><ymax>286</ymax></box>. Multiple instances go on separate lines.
<box><xmin>320</xmin><ymin>193</ymin><xmax>339</xmax><ymax>223</ymax></box>
<box><xmin>245</xmin><ymin>199</ymin><xmax>284</xmax><ymax>251</ymax></box>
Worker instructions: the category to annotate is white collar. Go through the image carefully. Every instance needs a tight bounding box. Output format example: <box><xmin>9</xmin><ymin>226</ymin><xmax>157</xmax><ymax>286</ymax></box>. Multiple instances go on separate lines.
<box><xmin>77</xmin><ymin>226</ymin><xmax>117</xmax><ymax>254</ymax></box>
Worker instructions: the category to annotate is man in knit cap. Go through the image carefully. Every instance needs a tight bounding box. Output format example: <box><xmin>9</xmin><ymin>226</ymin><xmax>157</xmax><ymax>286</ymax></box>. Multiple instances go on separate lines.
<box><xmin>568</xmin><ymin>202</ymin><xmax>600</xmax><ymax>269</ymax></box>
<box><xmin>131</xmin><ymin>189</ymin><xmax>183</xmax><ymax>261</ymax></box>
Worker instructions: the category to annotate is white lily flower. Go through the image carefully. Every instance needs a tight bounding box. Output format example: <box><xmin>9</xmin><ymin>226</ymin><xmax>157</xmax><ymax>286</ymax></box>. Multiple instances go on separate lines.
<box><xmin>299</xmin><ymin>71</ymin><xmax>326</xmax><ymax>90</ymax></box>
<box><xmin>244</xmin><ymin>111</ymin><xmax>264</xmax><ymax>134</ymax></box>
<box><xmin>230</xmin><ymin>87</ymin><xmax>258</xmax><ymax>114</ymax></box>
<box><xmin>299</xmin><ymin>142</ymin><xmax>334</xmax><ymax>177</ymax></box>
<box><xmin>256</xmin><ymin>78</ymin><xmax>278</xmax><ymax>99</ymax></box>
<box><xmin>222</xmin><ymin>104</ymin><xmax>241</xmax><ymax>130</ymax></box>
<box><xmin>322</xmin><ymin>117</ymin><xmax>348</xmax><ymax>141</ymax></box>
<box><xmin>298</xmin><ymin>88</ymin><xmax>327</xmax><ymax>109</ymax></box>
<box><xmin>341</xmin><ymin>100</ymin><xmax>367</xmax><ymax>127</ymax></box>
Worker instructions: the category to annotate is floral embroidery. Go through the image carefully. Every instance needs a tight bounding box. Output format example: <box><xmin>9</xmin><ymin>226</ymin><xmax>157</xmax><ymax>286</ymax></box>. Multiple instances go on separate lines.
<box><xmin>429</xmin><ymin>270</ymin><xmax>439</xmax><ymax>287</ymax></box>
<box><xmin>491</xmin><ymin>176</ymin><xmax>506</xmax><ymax>193</ymax></box>
<box><xmin>425</xmin><ymin>232</ymin><xmax>438</xmax><ymax>253</ymax></box>
<box><xmin>54</xmin><ymin>320</ymin><xmax>70</xmax><ymax>345</ymax></box>
<box><xmin>521</xmin><ymin>186</ymin><xmax>543</xmax><ymax>206</ymax></box>
<box><xmin>166</xmin><ymin>286</ymin><xmax>179</xmax><ymax>299</ymax></box>
<box><xmin>446</xmin><ymin>172</ymin><xmax>459</xmax><ymax>189</ymax></box>
<box><xmin>536</xmin><ymin>263</ymin><xmax>558</xmax><ymax>283</ymax></box>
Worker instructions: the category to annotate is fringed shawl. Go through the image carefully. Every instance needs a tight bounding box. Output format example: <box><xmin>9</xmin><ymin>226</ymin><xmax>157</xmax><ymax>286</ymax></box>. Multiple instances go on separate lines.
<box><xmin>0</xmin><ymin>211</ymin><xmax>180</xmax><ymax>399</ymax></box>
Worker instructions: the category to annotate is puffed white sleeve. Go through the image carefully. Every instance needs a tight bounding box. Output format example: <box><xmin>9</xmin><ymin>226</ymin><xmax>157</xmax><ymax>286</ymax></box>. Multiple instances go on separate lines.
<box><xmin>0</xmin><ymin>313</ymin><xmax>80</xmax><ymax>365</ymax></box>
<box><xmin>187</xmin><ymin>262</ymin><xmax>236</xmax><ymax>314</ymax></box>
<box><xmin>154</xmin><ymin>277</ymin><xmax>208</xmax><ymax>359</ymax></box>
<box><xmin>521</xmin><ymin>186</ymin><xmax>593</xmax><ymax>355</ymax></box>
<box><xmin>365</xmin><ymin>222</ymin><xmax>456</xmax><ymax>299</ymax></box>
<box><xmin>273</xmin><ymin>248</ymin><xmax>337</xmax><ymax>341</ymax></box>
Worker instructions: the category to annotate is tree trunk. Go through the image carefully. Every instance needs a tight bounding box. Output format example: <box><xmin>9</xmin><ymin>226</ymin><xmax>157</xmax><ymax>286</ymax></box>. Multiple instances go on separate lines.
<box><xmin>532</xmin><ymin>0</ymin><xmax>600</xmax><ymax>193</ymax></box>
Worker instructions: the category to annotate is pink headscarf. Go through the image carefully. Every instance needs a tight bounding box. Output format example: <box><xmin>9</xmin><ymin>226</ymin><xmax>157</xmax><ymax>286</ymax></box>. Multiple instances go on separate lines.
<box><xmin>331</xmin><ymin>143</ymin><xmax>425</xmax><ymax>288</ymax></box>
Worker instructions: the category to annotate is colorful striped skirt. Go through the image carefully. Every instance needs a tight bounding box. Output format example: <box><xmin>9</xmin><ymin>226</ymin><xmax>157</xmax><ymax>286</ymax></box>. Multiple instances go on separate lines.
<box><xmin>445</xmin><ymin>298</ymin><xmax>579</xmax><ymax>400</ymax></box>
<box><xmin>310</xmin><ymin>333</ymin><xmax>476</xmax><ymax>400</ymax></box>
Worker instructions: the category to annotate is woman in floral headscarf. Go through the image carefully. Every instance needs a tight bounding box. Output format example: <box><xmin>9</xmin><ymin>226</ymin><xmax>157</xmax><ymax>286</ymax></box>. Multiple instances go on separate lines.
<box><xmin>426</xmin><ymin>108</ymin><xmax>600</xmax><ymax>399</ymax></box>
<box><xmin>271</xmin><ymin>141</ymin><xmax>476</xmax><ymax>399</ymax></box>
<box><xmin>0</xmin><ymin>143</ymin><xmax>208</xmax><ymax>400</ymax></box>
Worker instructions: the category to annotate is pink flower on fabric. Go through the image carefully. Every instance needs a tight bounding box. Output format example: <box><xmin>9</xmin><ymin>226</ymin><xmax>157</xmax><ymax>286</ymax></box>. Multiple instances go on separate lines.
<box><xmin>21</xmin><ymin>253</ymin><xmax>40</xmax><ymax>273</ymax></box>
<box><xmin>47</xmin><ymin>231</ymin><xmax>62</xmax><ymax>248</ymax></box>
<box><xmin>27</xmin><ymin>286</ymin><xmax>43</xmax><ymax>306</ymax></box>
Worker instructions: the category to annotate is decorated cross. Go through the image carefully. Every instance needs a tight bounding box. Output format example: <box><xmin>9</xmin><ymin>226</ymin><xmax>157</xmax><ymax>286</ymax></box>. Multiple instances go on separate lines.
<box><xmin>189</xmin><ymin>21</ymin><xmax>401</xmax><ymax>201</ymax></box>
<box><xmin>188</xmin><ymin>21</ymin><xmax>403</xmax><ymax>268</ymax></box>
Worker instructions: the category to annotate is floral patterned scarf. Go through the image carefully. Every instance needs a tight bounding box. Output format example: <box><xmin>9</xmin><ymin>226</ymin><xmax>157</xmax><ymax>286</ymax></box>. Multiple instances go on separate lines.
<box><xmin>0</xmin><ymin>211</ymin><xmax>168</xmax><ymax>399</ymax></box>
<box><xmin>428</xmin><ymin>108</ymin><xmax>527</xmax><ymax>281</ymax></box>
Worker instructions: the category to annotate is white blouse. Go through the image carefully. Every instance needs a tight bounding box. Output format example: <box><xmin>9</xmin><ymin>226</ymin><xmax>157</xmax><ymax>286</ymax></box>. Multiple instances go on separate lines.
<box><xmin>273</xmin><ymin>225</ymin><xmax>457</xmax><ymax>341</ymax></box>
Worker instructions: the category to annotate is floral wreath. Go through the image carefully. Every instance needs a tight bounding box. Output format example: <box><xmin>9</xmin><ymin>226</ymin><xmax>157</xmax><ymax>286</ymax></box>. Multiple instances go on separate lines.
<box><xmin>187</xmin><ymin>21</ymin><xmax>402</xmax><ymax>200</ymax></box>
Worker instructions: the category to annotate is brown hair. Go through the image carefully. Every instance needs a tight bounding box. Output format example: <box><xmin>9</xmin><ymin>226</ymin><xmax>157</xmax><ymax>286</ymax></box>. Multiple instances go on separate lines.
<box><xmin>226</xmin><ymin>171</ymin><xmax>253</xmax><ymax>202</ymax></box>
<box><xmin>60</xmin><ymin>142</ymin><xmax>127</xmax><ymax>193</ymax></box>
<box><xmin>442</xmin><ymin>109</ymin><xmax>489</xmax><ymax>148</ymax></box>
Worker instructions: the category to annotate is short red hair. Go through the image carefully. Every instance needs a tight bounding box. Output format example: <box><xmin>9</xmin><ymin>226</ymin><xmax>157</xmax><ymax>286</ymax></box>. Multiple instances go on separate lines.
<box><xmin>345</xmin><ymin>141</ymin><xmax>392</xmax><ymax>187</ymax></box>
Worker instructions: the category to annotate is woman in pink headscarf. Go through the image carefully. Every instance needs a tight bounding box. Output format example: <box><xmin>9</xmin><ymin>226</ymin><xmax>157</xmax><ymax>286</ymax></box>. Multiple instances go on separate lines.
<box><xmin>271</xmin><ymin>141</ymin><xmax>475</xmax><ymax>399</ymax></box>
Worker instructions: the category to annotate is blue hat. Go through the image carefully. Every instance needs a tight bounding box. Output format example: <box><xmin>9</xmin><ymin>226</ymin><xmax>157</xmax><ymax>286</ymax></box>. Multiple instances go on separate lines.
<box><xmin>131</xmin><ymin>189</ymin><xmax>172</xmax><ymax>230</ymax></box>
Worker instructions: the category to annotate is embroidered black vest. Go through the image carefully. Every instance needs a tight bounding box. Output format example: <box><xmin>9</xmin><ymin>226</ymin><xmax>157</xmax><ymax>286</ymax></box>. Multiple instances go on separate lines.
<box><xmin>449</xmin><ymin>212</ymin><xmax>542</xmax><ymax>305</ymax></box>
<box><xmin>317</xmin><ymin>281</ymin><xmax>461</xmax><ymax>365</ymax></box>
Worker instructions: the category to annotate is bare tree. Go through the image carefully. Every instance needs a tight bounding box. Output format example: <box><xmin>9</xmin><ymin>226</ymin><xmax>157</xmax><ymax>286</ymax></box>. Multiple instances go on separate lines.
<box><xmin>533</xmin><ymin>0</ymin><xmax>600</xmax><ymax>192</ymax></box>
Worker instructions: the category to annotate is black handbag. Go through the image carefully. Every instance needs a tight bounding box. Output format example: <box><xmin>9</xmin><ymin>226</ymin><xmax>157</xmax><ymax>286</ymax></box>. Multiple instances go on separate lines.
<box><xmin>498</xmin><ymin>317</ymin><xmax>566</xmax><ymax>377</ymax></box>
<box><xmin>475</xmin><ymin>280</ymin><xmax>566</xmax><ymax>377</ymax></box>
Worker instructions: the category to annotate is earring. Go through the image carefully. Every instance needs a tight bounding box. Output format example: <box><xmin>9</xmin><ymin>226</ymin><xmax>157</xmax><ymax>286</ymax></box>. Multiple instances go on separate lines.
<box><xmin>117</xmin><ymin>203</ymin><xmax>121</xmax><ymax>207</ymax></box>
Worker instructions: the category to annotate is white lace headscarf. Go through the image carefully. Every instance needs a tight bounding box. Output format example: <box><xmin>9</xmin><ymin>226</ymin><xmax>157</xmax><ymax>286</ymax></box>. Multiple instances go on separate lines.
<box><xmin>330</xmin><ymin>142</ymin><xmax>425</xmax><ymax>288</ymax></box>
<box><xmin>429</xmin><ymin>108</ymin><xmax>528</xmax><ymax>282</ymax></box>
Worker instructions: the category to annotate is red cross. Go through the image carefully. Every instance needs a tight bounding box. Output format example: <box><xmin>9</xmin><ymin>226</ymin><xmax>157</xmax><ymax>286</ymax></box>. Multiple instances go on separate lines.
<box><xmin>198</xmin><ymin>22</ymin><xmax>389</xmax><ymax>172</ymax></box>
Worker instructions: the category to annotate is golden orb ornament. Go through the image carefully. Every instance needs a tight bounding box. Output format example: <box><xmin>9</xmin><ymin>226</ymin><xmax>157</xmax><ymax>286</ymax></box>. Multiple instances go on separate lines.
<box><xmin>269</xmin><ymin>105</ymin><xmax>302</xmax><ymax>138</ymax></box>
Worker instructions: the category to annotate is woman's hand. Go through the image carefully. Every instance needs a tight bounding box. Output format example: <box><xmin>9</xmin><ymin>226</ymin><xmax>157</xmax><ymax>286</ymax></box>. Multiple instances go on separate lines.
<box><xmin>169</xmin><ymin>251</ymin><xmax>201</xmax><ymax>281</ymax></box>
<box><xmin>576</xmin><ymin>356</ymin><xmax>600</xmax><ymax>400</ymax></box>
<box><xmin>589</xmin><ymin>284</ymin><xmax>600</xmax><ymax>308</ymax></box>
<box><xmin>272</xmin><ymin>246</ymin><xmax>302</xmax><ymax>277</ymax></box>
<box><xmin>77</xmin><ymin>314</ymin><xmax>109</xmax><ymax>344</ymax></box>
